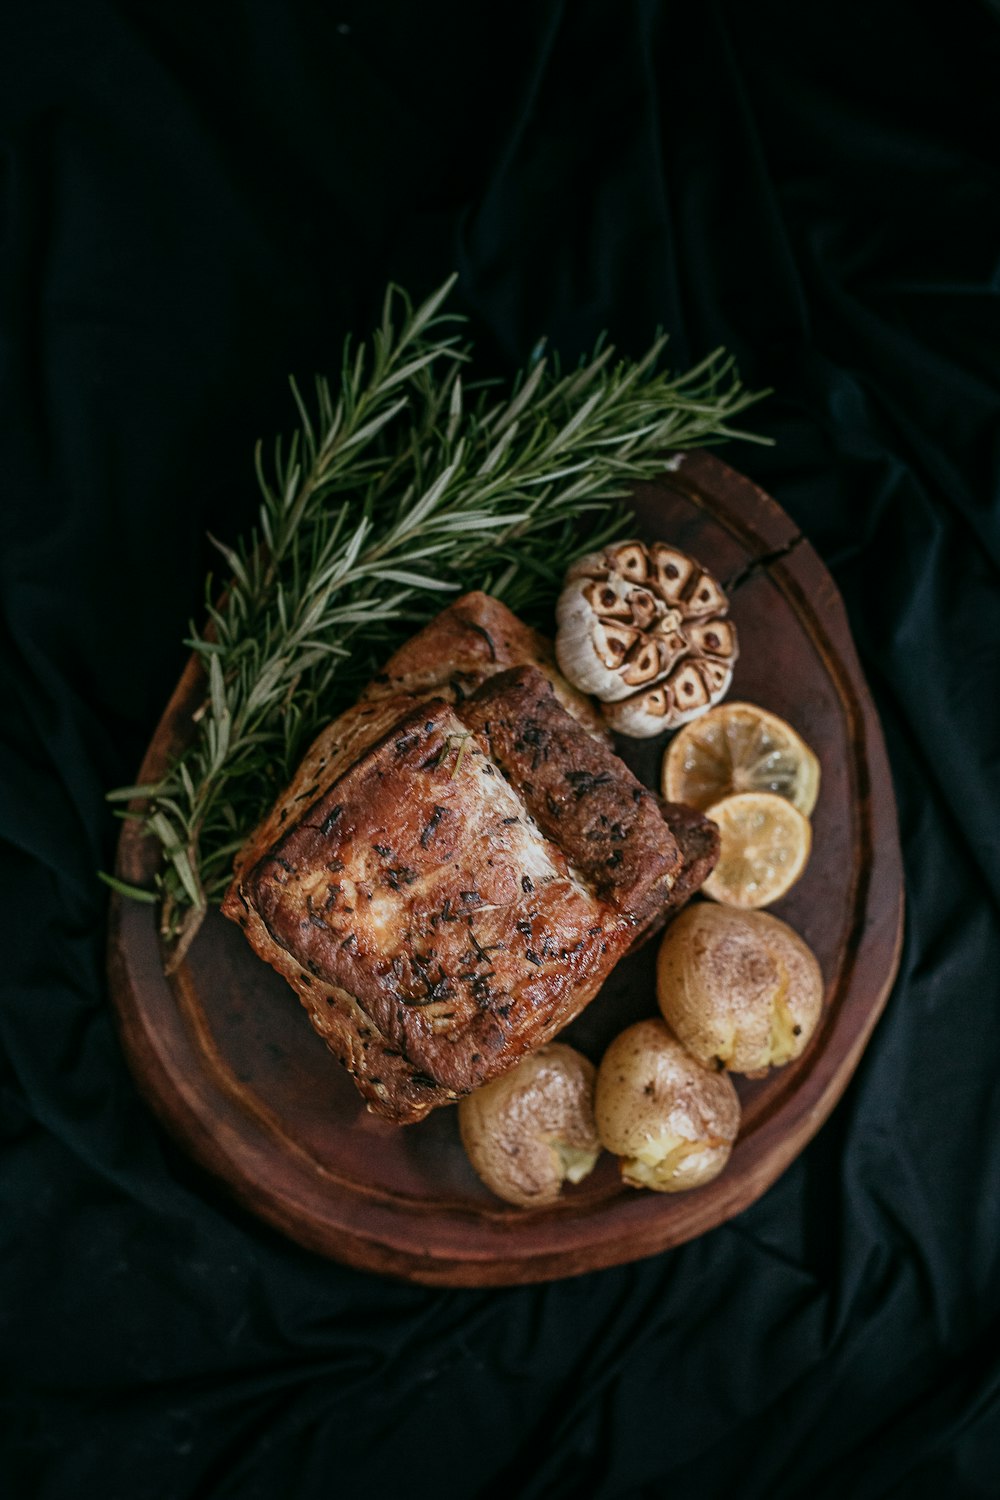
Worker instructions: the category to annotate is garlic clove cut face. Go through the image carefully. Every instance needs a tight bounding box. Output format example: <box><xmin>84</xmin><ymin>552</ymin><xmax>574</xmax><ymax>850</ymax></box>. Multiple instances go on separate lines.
<box><xmin>603</xmin><ymin>658</ymin><xmax>735</xmax><ymax>737</ymax></box>
<box><xmin>556</xmin><ymin>540</ymin><xmax>738</xmax><ymax>738</ymax></box>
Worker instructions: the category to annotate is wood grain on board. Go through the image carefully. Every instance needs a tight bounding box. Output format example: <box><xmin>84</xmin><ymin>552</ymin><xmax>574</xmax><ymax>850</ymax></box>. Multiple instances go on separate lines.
<box><xmin>107</xmin><ymin>451</ymin><xmax>904</xmax><ymax>1285</ymax></box>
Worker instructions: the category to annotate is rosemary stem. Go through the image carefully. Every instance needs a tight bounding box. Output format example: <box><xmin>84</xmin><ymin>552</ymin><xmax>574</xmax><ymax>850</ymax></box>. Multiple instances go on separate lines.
<box><xmin>109</xmin><ymin>278</ymin><xmax>771</xmax><ymax>948</ymax></box>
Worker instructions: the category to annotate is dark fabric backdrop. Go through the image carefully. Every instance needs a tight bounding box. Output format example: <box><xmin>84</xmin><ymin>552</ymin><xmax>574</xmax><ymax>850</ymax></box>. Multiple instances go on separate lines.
<box><xmin>3</xmin><ymin>2</ymin><xmax>999</xmax><ymax>1496</ymax></box>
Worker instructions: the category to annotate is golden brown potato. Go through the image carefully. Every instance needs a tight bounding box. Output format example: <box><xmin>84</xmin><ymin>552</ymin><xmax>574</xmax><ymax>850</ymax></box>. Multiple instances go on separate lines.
<box><xmin>656</xmin><ymin>903</ymin><xmax>823</xmax><ymax>1076</ymax></box>
<box><xmin>457</xmin><ymin>1043</ymin><xmax>601</xmax><ymax>1208</ymax></box>
<box><xmin>594</xmin><ymin>1019</ymin><xmax>740</xmax><ymax>1192</ymax></box>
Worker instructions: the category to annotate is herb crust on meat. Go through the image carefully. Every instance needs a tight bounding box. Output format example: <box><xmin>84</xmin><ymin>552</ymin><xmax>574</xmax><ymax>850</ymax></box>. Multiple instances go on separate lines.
<box><xmin>222</xmin><ymin>598</ymin><xmax>718</xmax><ymax>1124</ymax></box>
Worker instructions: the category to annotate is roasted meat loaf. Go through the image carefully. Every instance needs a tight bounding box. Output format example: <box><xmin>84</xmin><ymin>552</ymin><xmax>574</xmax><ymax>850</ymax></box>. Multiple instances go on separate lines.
<box><xmin>229</xmin><ymin>591</ymin><xmax>608</xmax><ymax>886</ymax></box>
<box><xmin>222</xmin><ymin>598</ymin><xmax>718</xmax><ymax>1125</ymax></box>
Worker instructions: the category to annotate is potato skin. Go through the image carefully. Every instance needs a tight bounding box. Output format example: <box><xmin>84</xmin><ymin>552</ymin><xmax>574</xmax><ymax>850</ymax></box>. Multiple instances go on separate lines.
<box><xmin>656</xmin><ymin>903</ymin><xmax>823</xmax><ymax>1075</ymax></box>
<box><xmin>458</xmin><ymin>1043</ymin><xmax>600</xmax><ymax>1208</ymax></box>
<box><xmin>595</xmin><ymin>1019</ymin><xmax>740</xmax><ymax>1193</ymax></box>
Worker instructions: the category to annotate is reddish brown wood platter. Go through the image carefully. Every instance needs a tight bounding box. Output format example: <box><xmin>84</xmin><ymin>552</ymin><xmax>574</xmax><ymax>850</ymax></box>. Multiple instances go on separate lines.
<box><xmin>107</xmin><ymin>451</ymin><xmax>904</xmax><ymax>1285</ymax></box>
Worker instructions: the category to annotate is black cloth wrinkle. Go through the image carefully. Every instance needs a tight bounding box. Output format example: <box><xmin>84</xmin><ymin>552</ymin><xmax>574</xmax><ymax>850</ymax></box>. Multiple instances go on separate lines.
<box><xmin>3</xmin><ymin>2</ymin><xmax>1000</xmax><ymax>1497</ymax></box>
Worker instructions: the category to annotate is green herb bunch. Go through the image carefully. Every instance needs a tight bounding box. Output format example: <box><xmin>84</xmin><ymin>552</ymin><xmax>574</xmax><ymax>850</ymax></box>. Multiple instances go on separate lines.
<box><xmin>106</xmin><ymin>276</ymin><xmax>769</xmax><ymax>963</ymax></box>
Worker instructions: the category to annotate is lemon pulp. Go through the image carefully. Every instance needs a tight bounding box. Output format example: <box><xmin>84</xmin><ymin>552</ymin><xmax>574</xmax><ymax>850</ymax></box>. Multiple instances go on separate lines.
<box><xmin>701</xmin><ymin>791</ymin><xmax>812</xmax><ymax>909</ymax></box>
<box><xmin>663</xmin><ymin>702</ymin><xmax>820</xmax><ymax>816</ymax></box>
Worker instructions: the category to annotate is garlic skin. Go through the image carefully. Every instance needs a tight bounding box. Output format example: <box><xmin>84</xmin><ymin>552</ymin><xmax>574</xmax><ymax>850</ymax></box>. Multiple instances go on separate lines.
<box><xmin>595</xmin><ymin>1019</ymin><xmax>740</xmax><ymax>1192</ymax></box>
<box><xmin>604</xmin><ymin>660</ymin><xmax>736</xmax><ymax>737</ymax></box>
<box><xmin>555</xmin><ymin>540</ymin><xmax>738</xmax><ymax>738</ymax></box>
<box><xmin>555</xmin><ymin>585</ymin><xmax>642</xmax><ymax>701</ymax></box>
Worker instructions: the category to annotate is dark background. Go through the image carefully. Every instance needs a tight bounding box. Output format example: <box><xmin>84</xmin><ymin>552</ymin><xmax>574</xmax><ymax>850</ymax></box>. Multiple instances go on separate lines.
<box><xmin>3</xmin><ymin>2</ymin><xmax>1000</xmax><ymax>1496</ymax></box>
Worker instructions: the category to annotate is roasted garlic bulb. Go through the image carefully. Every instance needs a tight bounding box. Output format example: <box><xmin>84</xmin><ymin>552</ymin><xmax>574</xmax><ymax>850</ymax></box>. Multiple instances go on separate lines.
<box><xmin>555</xmin><ymin>541</ymin><xmax>738</xmax><ymax>737</ymax></box>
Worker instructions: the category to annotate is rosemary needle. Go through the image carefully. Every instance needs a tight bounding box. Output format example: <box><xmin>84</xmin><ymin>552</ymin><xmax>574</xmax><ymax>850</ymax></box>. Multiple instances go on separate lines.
<box><xmin>106</xmin><ymin>275</ymin><xmax>770</xmax><ymax>962</ymax></box>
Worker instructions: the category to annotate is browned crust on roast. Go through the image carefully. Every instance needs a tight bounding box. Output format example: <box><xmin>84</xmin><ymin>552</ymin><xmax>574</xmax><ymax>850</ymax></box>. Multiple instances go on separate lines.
<box><xmin>221</xmin><ymin>596</ymin><xmax>723</xmax><ymax>1125</ymax></box>
<box><xmin>232</xmin><ymin>593</ymin><xmax>607</xmax><ymax>883</ymax></box>
<box><xmin>623</xmin><ymin>801</ymin><xmax>721</xmax><ymax>952</ymax></box>
<box><xmin>657</xmin><ymin>800</ymin><xmax>721</xmax><ymax>910</ymax></box>
<box><xmin>365</xmin><ymin>591</ymin><xmax>608</xmax><ymax>737</ymax></box>
<box><xmin>457</xmin><ymin>668</ymin><xmax>682</xmax><ymax>922</ymax></box>
<box><xmin>223</xmin><ymin>674</ymin><xmax>682</xmax><ymax>1123</ymax></box>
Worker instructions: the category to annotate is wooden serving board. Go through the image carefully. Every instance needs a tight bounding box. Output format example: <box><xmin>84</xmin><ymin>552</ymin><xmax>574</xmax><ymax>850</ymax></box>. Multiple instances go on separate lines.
<box><xmin>107</xmin><ymin>452</ymin><xmax>904</xmax><ymax>1286</ymax></box>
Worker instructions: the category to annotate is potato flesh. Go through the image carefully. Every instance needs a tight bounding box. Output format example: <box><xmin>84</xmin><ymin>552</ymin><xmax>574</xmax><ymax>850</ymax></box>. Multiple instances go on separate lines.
<box><xmin>595</xmin><ymin>1020</ymin><xmax>740</xmax><ymax>1194</ymax></box>
<box><xmin>555</xmin><ymin>1140</ymin><xmax>601</xmax><ymax>1184</ymax></box>
<box><xmin>656</xmin><ymin>906</ymin><xmax>822</xmax><ymax>1075</ymax></box>
<box><xmin>724</xmin><ymin>959</ymin><xmax>796</xmax><ymax>1071</ymax></box>
<box><xmin>620</xmin><ymin>1130</ymin><xmax>722</xmax><ymax>1192</ymax></box>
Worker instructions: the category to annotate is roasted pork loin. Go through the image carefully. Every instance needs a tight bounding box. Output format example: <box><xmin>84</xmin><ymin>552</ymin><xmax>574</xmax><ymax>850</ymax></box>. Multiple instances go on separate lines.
<box><xmin>222</xmin><ymin>595</ymin><xmax>718</xmax><ymax>1124</ymax></box>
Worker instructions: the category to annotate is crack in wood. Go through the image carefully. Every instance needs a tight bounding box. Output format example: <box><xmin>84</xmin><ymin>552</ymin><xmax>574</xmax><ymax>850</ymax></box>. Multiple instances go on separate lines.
<box><xmin>724</xmin><ymin>534</ymin><xmax>805</xmax><ymax>594</ymax></box>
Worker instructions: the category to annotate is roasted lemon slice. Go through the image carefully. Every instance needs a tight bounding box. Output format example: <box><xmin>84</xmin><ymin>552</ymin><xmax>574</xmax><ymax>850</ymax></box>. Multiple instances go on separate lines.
<box><xmin>662</xmin><ymin>701</ymin><xmax>820</xmax><ymax>816</ymax></box>
<box><xmin>701</xmin><ymin>792</ymin><xmax>812</xmax><ymax>908</ymax></box>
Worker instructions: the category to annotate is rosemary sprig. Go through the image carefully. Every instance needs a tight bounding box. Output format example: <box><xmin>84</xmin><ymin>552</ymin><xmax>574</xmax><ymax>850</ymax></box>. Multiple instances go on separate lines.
<box><xmin>106</xmin><ymin>276</ymin><xmax>770</xmax><ymax>963</ymax></box>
